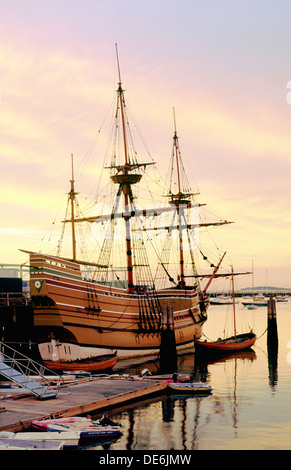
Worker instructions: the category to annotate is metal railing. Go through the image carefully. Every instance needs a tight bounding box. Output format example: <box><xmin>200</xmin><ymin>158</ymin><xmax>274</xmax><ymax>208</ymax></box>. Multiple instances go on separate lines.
<box><xmin>0</xmin><ymin>341</ymin><xmax>64</xmax><ymax>399</ymax></box>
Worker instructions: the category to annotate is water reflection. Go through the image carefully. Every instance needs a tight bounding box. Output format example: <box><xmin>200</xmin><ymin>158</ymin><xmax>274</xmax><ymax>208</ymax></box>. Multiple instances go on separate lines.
<box><xmin>194</xmin><ymin>350</ymin><xmax>257</xmax><ymax>440</ymax></box>
<box><xmin>86</xmin><ymin>302</ymin><xmax>291</xmax><ymax>450</ymax></box>
<box><xmin>95</xmin><ymin>347</ymin><xmax>258</xmax><ymax>450</ymax></box>
<box><xmin>125</xmin><ymin>409</ymin><xmax>134</xmax><ymax>450</ymax></box>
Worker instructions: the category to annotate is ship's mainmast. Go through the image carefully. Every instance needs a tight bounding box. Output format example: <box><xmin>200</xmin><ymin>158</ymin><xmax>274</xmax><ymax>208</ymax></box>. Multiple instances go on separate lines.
<box><xmin>109</xmin><ymin>45</ymin><xmax>143</xmax><ymax>294</ymax></box>
<box><xmin>69</xmin><ymin>154</ymin><xmax>77</xmax><ymax>261</ymax></box>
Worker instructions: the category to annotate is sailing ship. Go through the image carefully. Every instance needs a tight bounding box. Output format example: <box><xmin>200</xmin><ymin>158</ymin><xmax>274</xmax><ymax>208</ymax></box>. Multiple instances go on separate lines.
<box><xmin>22</xmin><ymin>48</ymin><xmax>232</xmax><ymax>364</ymax></box>
<box><xmin>195</xmin><ymin>267</ymin><xmax>256</xmax><ymax>354</ymax></box>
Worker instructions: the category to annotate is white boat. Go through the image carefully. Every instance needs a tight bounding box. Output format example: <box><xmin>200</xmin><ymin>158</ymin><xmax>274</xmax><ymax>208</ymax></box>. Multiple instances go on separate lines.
<box><xmin>241</xmin><ymin>294</ymin><xmax>268</xmax><ymax>307</ymax></box>
<box><xmin>15</xmin><ymin>431</ymin><xmax>80</xmax><ymax>448</ymax></box>
<box><xmin>167</xmin><ymin>382</ymin><xmax>212</xmax><ymax>394</ymax></box>
<box><xmin>0</xmin><ymin>430</ymin><xmax>80</xmax><ymax>448</ymax></box>
<box><xmin>46</xmin><ymin>422</ymin><xmax>122</xmax><ymax>439</ymax></box>
<box><xmin>32</xmin><ymin>415</ymin><xmax>122</xmax><ymax>440</ymax></box>
<box><xmin>0</xmin><ymin>437</ymin><xmax>64</xmax><ymax>450</ymax></box>
<box><xmin>0</xmin><ymin>432</ymin><xmax>15</xmax><ymax>438</ymax></box>
<box><xmin>210</xmin><ymin>295</ymin><xmax>237</xmax><ymax>305</ymax></box>
<box><xmin>276</xmin><ymin>295</ymin><xmax>288</xmax><ymax>302</ymax></box>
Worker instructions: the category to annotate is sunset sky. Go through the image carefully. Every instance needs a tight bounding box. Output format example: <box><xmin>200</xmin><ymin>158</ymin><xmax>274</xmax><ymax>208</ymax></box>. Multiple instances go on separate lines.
<box><xmin>1</xmin><ymin>0</ymin><xmax>291</xmax><ymax>289</ymax></box>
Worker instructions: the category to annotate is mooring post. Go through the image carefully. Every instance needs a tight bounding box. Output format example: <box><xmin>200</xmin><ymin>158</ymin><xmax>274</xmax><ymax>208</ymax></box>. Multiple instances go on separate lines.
<box><xmin>267</xmin><ymin>296</ymin><xmax>278</xmax><ymax>342</ymax></box>
<box><xmin>267</xmin><ymin>296</ymin><xmax>278</xmax><ymax>388</ymax></box>
<box><xmin>161</xmin><ymin>300</ymin><xmax>174</xmax><ymax>330</ymax></box>
<box><xmin>267</xmin><ymin>296</ymin><xmax>277</xmax><ymax>319</ymax></box>
<box><xmin>159</xmin><ymin>301</ymin><xmax>177</xmax><ymax>373</ymax></box>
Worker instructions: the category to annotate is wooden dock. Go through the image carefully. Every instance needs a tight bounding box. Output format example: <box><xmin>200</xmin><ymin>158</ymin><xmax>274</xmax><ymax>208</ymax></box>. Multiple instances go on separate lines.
<box><xmin>0</xmin><ymin>376</ymin><xmax>168</xmax><ymax>432</ymax></box>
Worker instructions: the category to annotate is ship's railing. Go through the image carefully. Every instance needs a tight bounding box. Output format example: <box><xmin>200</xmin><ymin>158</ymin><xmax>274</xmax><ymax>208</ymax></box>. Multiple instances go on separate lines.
<box><xmin>0</xmin><ymin>292</ymin><xmax>30</xmax><ymax>306</ymax></box>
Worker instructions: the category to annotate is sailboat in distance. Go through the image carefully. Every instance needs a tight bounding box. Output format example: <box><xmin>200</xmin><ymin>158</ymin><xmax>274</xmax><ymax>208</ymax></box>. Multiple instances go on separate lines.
<box><xmin>22</xmin><ymin>47</ymin><xmax>232</xmax><ymax>364</ymax></box>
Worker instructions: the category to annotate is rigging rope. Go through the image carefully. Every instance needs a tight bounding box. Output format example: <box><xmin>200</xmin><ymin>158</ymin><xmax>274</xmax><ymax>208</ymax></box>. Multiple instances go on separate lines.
<box><xmin>200</xmin><ymin>325</ymin><xmax>268</xmax><ymax>342</ymax></box>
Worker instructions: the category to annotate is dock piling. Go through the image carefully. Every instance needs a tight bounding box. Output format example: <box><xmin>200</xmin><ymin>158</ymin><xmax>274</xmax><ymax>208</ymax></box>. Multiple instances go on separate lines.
<box><xmin>267</xmin><ymin>297</ymin><xmax>278</xmax><ymax>388</ymax></box>
<box><xmin>159</xmin><ymin>301</ymin><xmax>177</xmax><ymax>373</ymax></box>
<box><xmin>267</xmin><ymin>296</ymin><xmax>278</xmax><ymax>345</ymax></box>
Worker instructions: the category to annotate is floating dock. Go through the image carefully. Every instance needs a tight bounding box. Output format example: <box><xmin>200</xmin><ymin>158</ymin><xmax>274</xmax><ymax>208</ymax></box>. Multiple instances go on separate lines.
<box><xmin>0</xmin><ymin>376</ymin><xmax>168</xmax><ymax>432</ymax></box>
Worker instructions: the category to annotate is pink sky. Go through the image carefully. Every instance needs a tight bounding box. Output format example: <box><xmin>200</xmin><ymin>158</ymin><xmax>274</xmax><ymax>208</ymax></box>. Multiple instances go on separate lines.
<box><xmin>1</xmin><ymin>0</ymin><xmax>291</xmax><ymax>288</ymax></box>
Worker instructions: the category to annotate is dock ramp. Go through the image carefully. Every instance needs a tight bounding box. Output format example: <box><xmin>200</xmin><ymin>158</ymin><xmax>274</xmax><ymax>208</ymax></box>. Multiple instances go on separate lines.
<box><xmin>0</xmin><ymin>342</ymin><xmax>63</xmax><ymax>399</ymax></box>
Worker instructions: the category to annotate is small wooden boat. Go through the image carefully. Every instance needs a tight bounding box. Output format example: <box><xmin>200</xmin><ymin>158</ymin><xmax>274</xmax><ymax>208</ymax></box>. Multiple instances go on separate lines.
<box><xmin>196</xmin><ymin>267</ymin><xmax>257</xmax><ymax>354</ymax></box>
<box><xmin>167</xmin><ymin>382</ymin><xmax>212</xmax><ymax>394</ymax></box>
<box><xmin>195</xmin><ymin>332</ymin><xmax>256</xmax><ymax>353</ymax></box>
<box><xmin>43</xmin><ymin>352</ymin><xmax>118</xmax><ymax>372</ymax></box>
<box><xmin>0</xmin><ymin>437</ymin><xmax>64</xmax><ymax>450</ymax></box>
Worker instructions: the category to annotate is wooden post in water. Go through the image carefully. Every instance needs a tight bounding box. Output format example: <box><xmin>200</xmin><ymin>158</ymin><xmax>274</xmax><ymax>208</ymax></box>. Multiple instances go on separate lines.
<box><xmin>267</xmin><ymin>297</ymin><xmax>278</xmax><ymax>327</ymax></box>
<box><xmin>159</xmin><ymin>301</ymin><xmax>177</xmax><ymax>373</ymax></box>
<box><xmin>267</xmin><ymin>296</ymin><xmax>278</xmax><ymax>344</ymax></box>
<box><xmin>267</xmin><ymin>296</ymin><xmax>278</xmax><ymax>388</ymax></box>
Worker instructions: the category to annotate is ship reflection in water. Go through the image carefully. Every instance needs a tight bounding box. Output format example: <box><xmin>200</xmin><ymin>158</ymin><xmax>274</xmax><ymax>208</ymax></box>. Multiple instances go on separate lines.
<box><xmin>88</xmin><ymin>302</ymin><xmax>290</xmax><ymax>451</ymax></box>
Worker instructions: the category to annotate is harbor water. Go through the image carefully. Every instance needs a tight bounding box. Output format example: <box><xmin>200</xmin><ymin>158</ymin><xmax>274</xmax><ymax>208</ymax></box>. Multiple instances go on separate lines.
<box><xmin>89</xmin><ymin>300</ymin><xmax>291</xmax><ymax>450</ymax></box>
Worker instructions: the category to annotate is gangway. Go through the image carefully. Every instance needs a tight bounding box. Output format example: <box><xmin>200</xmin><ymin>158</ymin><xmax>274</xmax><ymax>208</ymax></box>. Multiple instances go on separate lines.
<box><xmin>0</xmin><ymin>342</ymin><xmax>63</xmax><ymax>399</ymax></box>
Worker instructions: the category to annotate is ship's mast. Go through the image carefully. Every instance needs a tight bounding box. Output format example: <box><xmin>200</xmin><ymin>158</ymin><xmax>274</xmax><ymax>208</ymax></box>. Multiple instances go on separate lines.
<box><xmin>173</xmin><ymin>110</ymin><xmax>182</xmax><ymax>196</ymax></box>
<box><xmin>116</xmin><ymin>45</ymin><xmax>129</xmax><ymax>169</ymax></box>
<box><xmin>169</xmin><ymin>108</ymin><xmax>192</xmax><ymax>288</ymax></box>
<box><xmin>62</xmin><ymin>46</ymin><xmax>155</xmax><ymax>289</ymax></box>
<box><xmin>173</xmin><ymin>110</ymin><xmax>185</xmax><ymax>287</ymax></box>
<box><xmin>110</xmin><ymin>44</ymin><xmax>142</xmax><ymax>294</ymax></box>
<box><xmin>69</xmin><ymin>154</ymin><xmax>77</xmax><ymax>261</ymax></box>
<box><xmin>231</xmin><ymin>265</ymin><xmax>237</xmax><ymax>339</ymax></box>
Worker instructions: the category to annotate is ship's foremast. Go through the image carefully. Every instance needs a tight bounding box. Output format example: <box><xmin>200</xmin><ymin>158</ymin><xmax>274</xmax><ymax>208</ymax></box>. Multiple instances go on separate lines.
<box><xmin>168</xmin><ymin>109</ymin><xmax>200</xmax><ymax>288</ymax></box>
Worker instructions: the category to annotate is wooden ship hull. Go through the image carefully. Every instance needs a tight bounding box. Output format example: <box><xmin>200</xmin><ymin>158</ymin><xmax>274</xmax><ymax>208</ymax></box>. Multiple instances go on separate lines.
<box><xmin>29</xmin><ymin>252</ymin><xmax>206</xmax><ymax>362</ymax></box>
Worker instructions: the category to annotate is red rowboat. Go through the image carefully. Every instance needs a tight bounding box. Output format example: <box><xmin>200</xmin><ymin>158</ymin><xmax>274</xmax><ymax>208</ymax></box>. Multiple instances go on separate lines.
<box><xmin>43</xmin><ymin>352</ymin><xmax>118</xmax><ymax>372</ymax></box>
<box><xmin>195</xmin><ymin>331</ymin><xmax>256</xmax><ymax>353</ymax></box>
<box><xmin>195</xmin><ymin>266</ymin><xmax>256</xmax><ymax>354</ymax></box>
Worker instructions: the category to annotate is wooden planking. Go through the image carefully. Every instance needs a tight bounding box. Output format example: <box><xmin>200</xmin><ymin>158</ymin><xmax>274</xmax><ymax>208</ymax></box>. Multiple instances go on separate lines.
<box><xmin>0</xmin><ymin>378</ymin><xmax>168</xmax><ymax>432</ymax></box>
